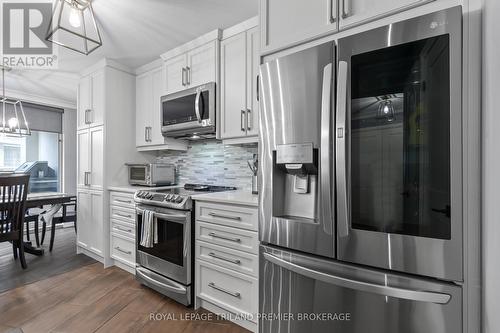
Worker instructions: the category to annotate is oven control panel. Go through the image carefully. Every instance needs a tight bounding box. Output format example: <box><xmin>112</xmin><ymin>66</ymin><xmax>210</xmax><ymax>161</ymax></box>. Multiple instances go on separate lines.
<box><xmin>134</xmin><ymin>191</ymin><xmax>191</xmax><ymax>210</ymax></box>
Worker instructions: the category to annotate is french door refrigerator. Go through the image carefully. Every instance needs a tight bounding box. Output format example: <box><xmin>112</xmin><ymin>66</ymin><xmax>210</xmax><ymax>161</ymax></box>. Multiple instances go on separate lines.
<box><xmin>259</xmin><ymin>6</ymin><xmax>463</xmax><ymax>333</ymax></box>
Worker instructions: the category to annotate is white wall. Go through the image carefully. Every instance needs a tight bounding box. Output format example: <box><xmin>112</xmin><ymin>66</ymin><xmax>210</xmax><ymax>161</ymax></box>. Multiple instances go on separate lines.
<box><xmin>482</xmin><ymin>0</ymin><xmax>500</xmax><ymax>331</ymax></box>
<box><xmin>62</xmin><ymin>108</ymin><xmax>77</xmax><ymax>195</ymax></box>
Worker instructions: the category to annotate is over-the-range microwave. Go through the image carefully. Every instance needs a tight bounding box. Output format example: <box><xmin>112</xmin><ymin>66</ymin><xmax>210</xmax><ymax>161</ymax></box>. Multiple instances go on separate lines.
<box><xmin>161</xmin><ymin>82</ymin><xmax>216</xmax><ymax>139</ymax></box>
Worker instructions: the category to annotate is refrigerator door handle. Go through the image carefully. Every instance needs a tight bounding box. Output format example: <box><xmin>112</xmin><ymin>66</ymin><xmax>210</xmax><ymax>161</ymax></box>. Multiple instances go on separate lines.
<box><xmin>263</xmin><ymin>252</ymin><xmax>451</xmax><ymax>304</ymax></box>
<box><xmin>336</xmin><ymin>60</ymin><xmax>349</xmax><ymax>237</ymax></box>
<box><xmin>320</xmin><ymin>62</ymin><xmax>334</xmax><ymax>235</ymax></box>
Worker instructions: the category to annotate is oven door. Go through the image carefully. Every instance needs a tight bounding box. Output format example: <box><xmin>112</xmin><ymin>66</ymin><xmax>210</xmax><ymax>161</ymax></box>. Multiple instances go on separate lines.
<box><xmin>136</xmin><ymin>206</ymin><xmax>191</xmax><ymax>285</ymax></box>
<box><xmin>127</xmin><ymin>164</ymin><xmax>149</xmax><ymax>185</ymax></box>
<box><xmin>336</xmin><ymin>7</ymin><xmax>462</xmax><ymax>281</ymax></box>
<box><xmin>161</xmin><ymin>82</ymin><xmax>216</xmax><ymax>136</ymax></box>
<box><xmin>260</xmin><ymin>245</ymin><xmax>462</xmax><ymax>333</ymax></box>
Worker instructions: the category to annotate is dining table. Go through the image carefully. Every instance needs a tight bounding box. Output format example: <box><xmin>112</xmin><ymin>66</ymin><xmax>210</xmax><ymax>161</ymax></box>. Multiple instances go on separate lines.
<box><xmin>23</xmin><ymin>192</ymin><xmax>76</xmax><ymax>256</ymax></box>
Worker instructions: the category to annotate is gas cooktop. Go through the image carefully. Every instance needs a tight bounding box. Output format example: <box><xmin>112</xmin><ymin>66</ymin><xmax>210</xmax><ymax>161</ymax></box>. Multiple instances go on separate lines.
<box><xmin>134</xmin><ymin>183</ymin><xmax>237</xmax><ymax>210</ymax></box>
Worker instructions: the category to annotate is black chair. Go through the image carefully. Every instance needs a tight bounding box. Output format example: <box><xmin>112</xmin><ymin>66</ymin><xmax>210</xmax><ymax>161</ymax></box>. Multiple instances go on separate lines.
<box><xmin>0</xmin><ymin>174</ymin><xmax>30</xmax><ymax>269</ymax></box>
<box><xmin>41</xmin><ymin>196</ymin><xmax>77</xmax><ymax>252</ymax></box>
<box><xmin>24</xmin><ymin>208</ymin><xmax>42</xmax><ymax>247</ymax></box>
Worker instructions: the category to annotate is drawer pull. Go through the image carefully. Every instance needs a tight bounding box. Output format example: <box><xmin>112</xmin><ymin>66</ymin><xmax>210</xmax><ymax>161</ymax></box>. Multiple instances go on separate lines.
<box><xmin>208</xmin><ymin>252</ymin><xmax>241</xmax><ymax>265</ymax></box>
<box><xmin>208</xmin><ymin>282</ymin><xmax>241</xmax><ymax>298</ymax></box>
<box><xmin>115</xmin><ymin>225</ymin><xmax>133</xmax><ymax>233</ymax></box>
<box><xmin>115</xmin><ymin>199</ymin><xmax>133</xmax><ymax>204</ymax></box>
<box><xmin>208</xmin><ymin>212</ymin><xmax>241</xmax><ymax>220</ymax></box>
<box><xmin>116</xmin><ymin>212</ymin><xmax>133</xmax><ymax>219</ymax></box>
<box><xmin>208</xmin><ymin>232</ymin><xmax>241</xmax><ymax>243</ymax></box>
<box><xmin>114</xmin><ymin>246</ymin><xmax>132</xmax><ymax>255</ymax></box>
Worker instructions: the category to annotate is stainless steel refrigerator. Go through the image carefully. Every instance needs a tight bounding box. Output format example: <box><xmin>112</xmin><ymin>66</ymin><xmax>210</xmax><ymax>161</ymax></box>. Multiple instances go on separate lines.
<box><xmin>258</xmin><ymin>6</ymin><xmax>463</xmax><ymax>333</ymax></box>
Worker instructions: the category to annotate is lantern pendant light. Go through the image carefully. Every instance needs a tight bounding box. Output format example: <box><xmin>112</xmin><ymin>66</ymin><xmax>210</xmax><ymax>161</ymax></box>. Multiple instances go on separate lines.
<box><xmin>46</xmin><ymin>0</ymin><xmax>102</xmax><ymax>55</ymax></box>
<box><xmin>0</xmin><ymin>66</ymin><xmax>31</xmax><ymax>137</ymax></box>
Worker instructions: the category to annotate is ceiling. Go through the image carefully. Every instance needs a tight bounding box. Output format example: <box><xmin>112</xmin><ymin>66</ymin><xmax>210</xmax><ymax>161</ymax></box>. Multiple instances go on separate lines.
<box><xmin>5</xmin><ymin>0</ymin><xmax>258</xmax><ymax>107</ymax></box>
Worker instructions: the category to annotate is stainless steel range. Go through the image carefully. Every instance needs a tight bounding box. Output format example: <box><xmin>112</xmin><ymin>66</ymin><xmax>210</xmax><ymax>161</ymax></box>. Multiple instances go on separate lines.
<box><xmin>134</xmin><ymin>184</ymin><xmax>236</xmax><ymax>306</ymax></box>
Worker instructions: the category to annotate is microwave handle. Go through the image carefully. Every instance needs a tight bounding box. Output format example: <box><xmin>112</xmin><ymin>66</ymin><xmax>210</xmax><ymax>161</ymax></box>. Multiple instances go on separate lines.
<box><xmin>194</xmin><ymin>88</ymin><xmax>202</xmax><ymax>123</ymax></box>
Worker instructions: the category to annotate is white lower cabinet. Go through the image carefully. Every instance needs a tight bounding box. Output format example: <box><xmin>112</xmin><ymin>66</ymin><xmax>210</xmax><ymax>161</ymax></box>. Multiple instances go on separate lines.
<box><xmin>195</xmin><ymin>199</ymin><xmax>258</xmax><ymax>332</ymax></box>
<box><xmin>77</xmin><ymin>189</ymin><xmax>104</xmax><ymax>258</ymax></box>
<box><xmin>109</xmin><ymin>191</ymin><xmax>136</xmax><ymax>274</ymax></box>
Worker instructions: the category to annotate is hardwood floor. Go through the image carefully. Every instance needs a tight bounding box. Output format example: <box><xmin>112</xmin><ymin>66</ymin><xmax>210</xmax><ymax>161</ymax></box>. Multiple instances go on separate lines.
<box><xmin>0</xmin><ymin>227</ymin><xmax>96</xmax><ymax>293</ymax></box>
<box><xmin>0</xmin><ymin>263</ymin><xmax>251</xmax><ymax>333</ymax></box>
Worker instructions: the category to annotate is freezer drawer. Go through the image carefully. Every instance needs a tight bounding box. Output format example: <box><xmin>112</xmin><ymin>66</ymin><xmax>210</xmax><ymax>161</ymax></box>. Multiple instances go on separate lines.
<box><xmin>260</xmin><ymin>245</ymin><xmax>462</xmax><ymax>333</ymax></box>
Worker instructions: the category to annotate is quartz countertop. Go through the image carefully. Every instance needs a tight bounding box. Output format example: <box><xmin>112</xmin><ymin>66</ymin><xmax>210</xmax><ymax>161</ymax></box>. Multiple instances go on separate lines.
<box><xmin>191</xmin><ymin>190</ymin><xmax>258</xmax><ymax>207</ymax></box>
<box><xmin>108</xmin><ymin>185</ymin><xmax>181</xmax><ymax>194</ymax></box>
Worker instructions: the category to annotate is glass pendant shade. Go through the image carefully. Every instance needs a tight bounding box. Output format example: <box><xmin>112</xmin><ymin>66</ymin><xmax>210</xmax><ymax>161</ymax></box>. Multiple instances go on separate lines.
<box><xmin>0</xmin><ymin>67</ymin><xmax>31</xmax><ymax>137</ymax></box>
<box><xmin>46</xmin><ymin>0</ymin><xmax>102</xmax><ymax>55</ymax></box>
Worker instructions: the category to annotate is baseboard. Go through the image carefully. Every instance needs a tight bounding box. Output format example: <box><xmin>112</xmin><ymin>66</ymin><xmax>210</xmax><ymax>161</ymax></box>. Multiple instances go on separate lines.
<box><xmin>197</xmin><ymin>298</ymin><xmax>258</xmax><ymax>333</ymax></box>
<box><xmin>113</xmin><ymin>260</ymin><xmax>136</xmax><ymax>275</ymax></box>
<box><xmin>77</xmin><ymin>246</ymin><xmax>104</xmax><ymax>264</ymax></box>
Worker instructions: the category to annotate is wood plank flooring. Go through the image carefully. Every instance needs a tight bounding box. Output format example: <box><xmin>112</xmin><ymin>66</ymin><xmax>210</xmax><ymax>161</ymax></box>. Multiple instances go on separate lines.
<box><xmin>0</xmin><ymin>227</ymin><xmax>96</xmax><ymax>293</ymax></box>
<box><xmin>0</xmin><ymin>263</ymin><xmax>251</xmax><ymax>333</ymax></box>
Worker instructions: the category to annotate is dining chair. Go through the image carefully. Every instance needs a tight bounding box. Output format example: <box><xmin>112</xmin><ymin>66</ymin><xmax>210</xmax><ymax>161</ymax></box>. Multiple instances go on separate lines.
<box><xmin>0</xmin><ymin>174</ymin><xmax>30</xmax><ymax>269</ymax></box>
<box><xmin>41</xmin><ymin>196</ymin><xmax>77</xmax><ymax>252</ymax></box>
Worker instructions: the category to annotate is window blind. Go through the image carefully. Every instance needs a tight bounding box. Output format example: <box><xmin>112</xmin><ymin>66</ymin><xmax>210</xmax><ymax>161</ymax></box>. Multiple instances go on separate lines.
<box><xmin>4</xmin><ymin>102</ymin><xmax>64</xmax><ymax>133</ymax></box>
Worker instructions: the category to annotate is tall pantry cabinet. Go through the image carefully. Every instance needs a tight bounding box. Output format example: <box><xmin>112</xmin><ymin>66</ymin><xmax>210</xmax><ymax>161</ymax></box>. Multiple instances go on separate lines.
<box><xmin>76</xmin><ymin>59</ymin><xmax>140</xmax><ymax>266</ymax></box>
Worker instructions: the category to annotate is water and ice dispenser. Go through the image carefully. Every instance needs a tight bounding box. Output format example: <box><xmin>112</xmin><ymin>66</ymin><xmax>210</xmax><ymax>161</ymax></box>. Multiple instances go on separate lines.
<box><xmin>272</xmin><ymin>143</ymin><xmax>318</xmax><ymax>221</ymax></box>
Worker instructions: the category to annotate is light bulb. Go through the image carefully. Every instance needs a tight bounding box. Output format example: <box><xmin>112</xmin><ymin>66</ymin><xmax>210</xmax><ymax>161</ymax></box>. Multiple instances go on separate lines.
<box><xmin>69</xmin><ymin>7</ymin><xmax>81</xmax><ymax>28</ymax></box>
<box><xmin>383</xmin><ymin>105</ymin><xmax>390</xmax><ymax>114</ymax></box>
<box><xmin>8</xmin><ymin>117</ymin><xmax>18</xmax><ymax>129</ymax></box>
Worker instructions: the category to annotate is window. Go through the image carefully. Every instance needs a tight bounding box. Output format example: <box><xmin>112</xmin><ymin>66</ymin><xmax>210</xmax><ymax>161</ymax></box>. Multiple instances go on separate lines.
<box><xmin>0</xmin><ymin>102</ymin><xmax>63</xmax><ymax>193</ymax></box>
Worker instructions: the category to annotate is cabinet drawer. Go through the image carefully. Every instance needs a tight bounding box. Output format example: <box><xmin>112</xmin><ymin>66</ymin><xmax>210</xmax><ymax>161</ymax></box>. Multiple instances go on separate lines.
<box><xmin>196</xmin><ymin>201</ymin><xmax>258</xmax><ymax>231</ymax></box>
<box><xmin>196</xmin><ymin>221</ymin><xmax>258</xmax><ymax>254</ymax></box>
<box><xmin>197</xmin><ymin>260</ymin><xmax>258</xmax><ymax>321</ymax></box>
<box><xmin>110</xmin><ymin>205</ymin><xmax>135</xmax><ymax>223</ymax></box>
<box><xmin>110</xmin><ymin>191</ymin><xmax>135</xmax><ymax>208</ymax></box>
<box><xmin>111</xmin><ymin>233</ymin><xmax>135</xmax><ymax>267</ymax></box>
<box><xmin>196</xmin><ymin>240</ymin><xmax>258</xmax><ymax>277</ymax></box>
<box><xmin>111</xmin><ymin>219</ymin><xmax>135</xmax><ymax>239</ymax></box>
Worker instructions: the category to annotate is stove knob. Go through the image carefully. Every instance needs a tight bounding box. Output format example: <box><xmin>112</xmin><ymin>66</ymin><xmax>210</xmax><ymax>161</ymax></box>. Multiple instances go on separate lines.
<box><xmin>137</xmin><ymin>191</ymin><xmax>144</xmax><ymax>198</ymax></box>
<box><xmin>165</xmin><ymin>194</ymin><xmax>172</xmax><ymax>201</ymax></box>
<box><xmin>146</xmin><ymin>193</ymin><xmax>153</xmax><ymax>199</ymax></box>
<box><xmin>176</xmin><ymin>197</ymin><xmax>184</xmax><ymax>203</ymax></box>
<box><xmin>171</xmin><ymin>195</ymin><xmax>179</xmax><ymax>202</ymax></box>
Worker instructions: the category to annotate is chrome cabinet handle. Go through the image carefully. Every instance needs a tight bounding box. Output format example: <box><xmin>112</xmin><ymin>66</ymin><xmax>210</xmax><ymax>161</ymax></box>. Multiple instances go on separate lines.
<box><xmin>342</xmin><ymin>0</ymin><xmax>350</xmax><ymax>18</ymax></box>
<box><xmin>240</xmin><ymin>110</ymin><xmax>246</xmax><ymax>132</ymax></box>
<box><xmin>320</xmin><ymin>63</ymin><xmax>334</xmax><ymax>236</ymax></box>
<box><xmin>246</xmin><ymin>109</ymin><xmax>252</xmax><ymax>131</ymax></box>
<box><xmin>114</xmin><ymin>246</ymin><xmax>132</xmax><ymax>255</ymax></box>
<box><xmin>263</xmin><ymin>252</ymin><xmax>451</xmax><ymax>304</ymax></box>
<box><xmin>144</xmin><ymin>127</ymin><xmax>148</xmax><ymax>142</ymax></box>
<box><xmin>329</xmin><ymin>0</ymin><xmax>337</xmax><ymax>22</ymax></box>
<box><xmin>181</xmin><ymin>67</ymin><xmax>186</xmax><ymax>86</ymax></box>
<box><xmin>116</xmin><ymin>212</ymin><xmax>132</xmax><ymax>219</ymax></box>
<box><xmin>146</xmin><ymin>126</ymin><xmax>152</xmax><ymax>142</ymax></box>
<box><xmin>336</xmin><ymin>61</ymin><xmax>349</xmax><ymax>238</ymax></box>
<box><xmin>208</xmin><ymin>252</ymin><xmax>241</xmax><ymax>265</ymax></box>
<box><xmin>195</xmin><ymin>88</ymin><xmax>202</xmax><ymax>123</ymax></box>
<box><xmin>85</xmin><ymin>109</ymin><xmax>92</xmax><ymax>124</ymax></box>
<box><xmin>115</xmin><ymin>225</ymin><xmax>133</xmax><ymax>233</ymax></box>
<box><xmin>208</xmin><ymin>212</ymin><xmax>241</xmax><ymax>220</ymax></box>
<box><xmin>84</xmin><ymin>171</ymin><xmax>91</xmax><ymax>186</ymax></box>
<box><xmin>115</xmin><ymin>199</ymin><xmax>132</xmax><ymax>204</ymax></box>
<box><xmin>256</xmin><ymin>75</ymin><xmax>259</xmax><ymax>102</ymax></box>
<box><xmin>208</xmin><ymin>282</ymin><xmax>241</xmax><ymax>298</ymax></box>
<box><xmin>208</xmin><ymin>232</ymin><xmax>241</xmax><ymax>243</ymax></box>
<box><xmin>185</xmin><ymin>66</ymin><xmax>191</xmax><ymax>85</ymax></box>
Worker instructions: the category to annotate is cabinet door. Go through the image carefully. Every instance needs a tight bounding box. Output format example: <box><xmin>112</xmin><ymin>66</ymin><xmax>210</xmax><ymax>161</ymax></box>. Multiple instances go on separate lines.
<box><xmin>89</xmin><ymin>126</ymin><xmax>104</xmax><ymax>190</ymax></box>
<box><xmin>187</xmin><ymin>41</ymin><xmax>217</xmax><ymax>87</ymax></box>
<box><xmin>339</xmin><ymin>0</ymin><xmax>430</xmax><ymax>28</ymax></box>
<box><xmin>76</xmin><ymin>190</ymin><xmax>91</xmax><ymax>249</ymax></box>
<box><xmin>260</xmin><ymin>0</ymin><xmax>337</xmax><ymax>53</ymax></box>
<box><xmin>220</xmin><ymin>32</ymin><xmax>247</xmax><ymax>139</ymax></box>
<box><xmin>77</xmin><ymin>76</ymin><xmax>90</xmax><ymax>130</ymax></box>
<box><xmin>89</xmin><ymin>191</ymin><xmax>104</xmax><ymax>256</ymax></box>
<box><xmin>90</xmin><ymin>70</ymin><xmax>105</xmax><ymax>127</ymax></box>
<box><xmin>135</xmin><ymin>73</ymin><xmax>153</xmax><ymax>147</ymax></box>
<box><xmin>164</xmin><ymin>53</ymin><xmax>187</xmax><ymax>94</ymax></box>
<box><xmin>246</xmin><ymin>27</ymin><xmax>260</xmax><ymax>137</ymax></box>
<box><xmin>77</xmin><ymin>129</ymin><xmax>89</xmax><ymax>188</ymax></box>
<box><xmin>150</xmin><ymin>67</ymin><xmax>165</xmax><ymax>145</ymax></box>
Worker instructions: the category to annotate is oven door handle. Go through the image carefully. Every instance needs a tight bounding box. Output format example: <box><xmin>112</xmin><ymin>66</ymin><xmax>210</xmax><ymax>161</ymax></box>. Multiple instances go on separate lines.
<box><xmin>136</xmin><ymin>267</ymin><xmax>187</xmax><ymax>294</ymax></box>
<box><xmin>136</xmin><ymin>208</ymin><xmax>189</xmax><ymax>224</ymax></box>
<box><xmin>263</xmin><ymin>253</ymin><xmax>451</xmax><ymax>304</ymax></box>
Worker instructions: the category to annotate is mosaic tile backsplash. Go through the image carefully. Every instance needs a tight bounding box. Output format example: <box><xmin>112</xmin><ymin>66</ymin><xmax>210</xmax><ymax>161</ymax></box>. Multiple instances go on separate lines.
<box><xmin>156</xmin><ymin>140</ymin><xmax>258</xmax><ymax>191</ymax></box>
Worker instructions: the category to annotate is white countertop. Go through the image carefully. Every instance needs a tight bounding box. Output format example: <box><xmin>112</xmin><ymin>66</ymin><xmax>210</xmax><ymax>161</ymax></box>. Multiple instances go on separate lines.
<box><xmin>108</xmin><ymin>185</ymin><xmax>181</xmax><ymax>194</ymax></box>
<box><xmin>191</xmin><ymin>190</ymin><xmax>258</xmax><ymax>207</ymax></box>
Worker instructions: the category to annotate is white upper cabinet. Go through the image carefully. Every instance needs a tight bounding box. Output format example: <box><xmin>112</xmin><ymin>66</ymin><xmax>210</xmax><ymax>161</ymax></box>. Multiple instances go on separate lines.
<box><xmin>135</xmin><ymin>72</ymin><xmax>152</xmax><ymax>147</ymax></box>
<box><xmin>220</xmin><ymin>19</ymin><xmax>260</xmax><ymax>141</ymax></box>
<box><xmin>77</xmin><ymin>69</ymin><xmax>105</xmax><ymax>130</ymax></box>
<box><xmin>77</xmin><ymin>126</ymin><xmax>104</xmax><ymax>190</ymax></box>
<box><xmin>161</xmin><ymin>30</ymin><xmax>220</xmax><ymax>95</ymax></box>
<box><xmin>339</xmin><ymin>0</ymin><xmax>430</xmax><ymax>29</ymax></box>
<box><xmin>164</xmin><ymin>53</ymin><xmax>187</xmax><ymax>94</ymax></box>
<box><xmin>260</xmin><ymin>0</ymin><xmax>338</xmax><ymax>53</ymax></box>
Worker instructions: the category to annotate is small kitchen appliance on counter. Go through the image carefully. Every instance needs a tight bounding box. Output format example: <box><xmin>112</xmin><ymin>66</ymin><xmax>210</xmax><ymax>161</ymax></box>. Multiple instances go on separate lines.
<box><xmin>125</xmin><ymin>162</ymin><xmax>176</xmax><ymax>187</ymax></box>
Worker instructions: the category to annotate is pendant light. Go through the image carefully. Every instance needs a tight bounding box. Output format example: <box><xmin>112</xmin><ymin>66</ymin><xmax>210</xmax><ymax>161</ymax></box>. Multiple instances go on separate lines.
<box><xmin>46</xmin><ymin>0</ymin><xmax>102</xmax><ymax>55</ymax></box>
<box><xmin>0</xmin><ymin>66</ymin><xmax>31</xmax><ymax>137</ymax></box>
